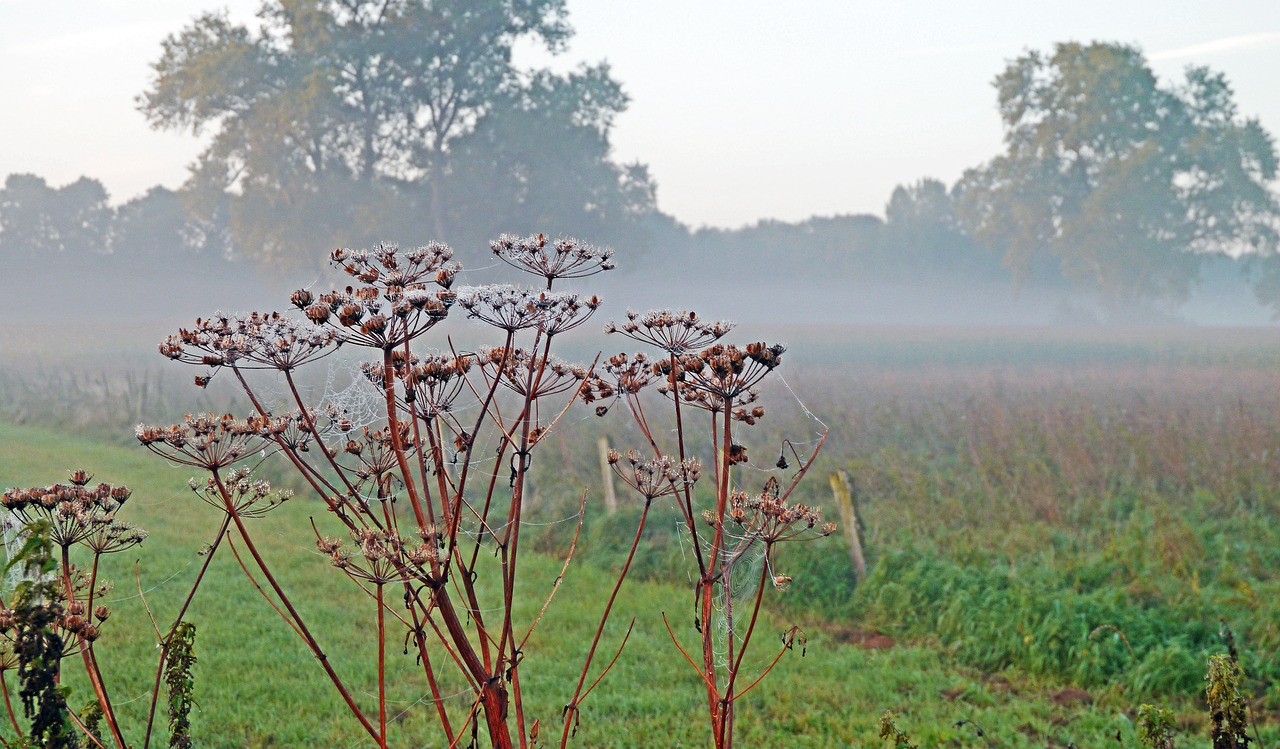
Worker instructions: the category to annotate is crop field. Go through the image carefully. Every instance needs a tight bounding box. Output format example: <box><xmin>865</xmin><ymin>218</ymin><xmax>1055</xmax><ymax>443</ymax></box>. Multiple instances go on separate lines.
<box><xmin>1</xmin><ymin>323</ymin><xmax>1278</xmax><ymax>747</ymax></box>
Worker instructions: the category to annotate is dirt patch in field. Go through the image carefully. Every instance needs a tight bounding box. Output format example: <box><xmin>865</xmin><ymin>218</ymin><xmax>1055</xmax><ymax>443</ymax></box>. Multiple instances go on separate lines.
<box><xmin>822</xmin><ymin>624</ymin><xmax>897</xmax><ymax>649</ymax></box>
<box><xmin>1050</xmin><ymin>688</ymin><xmax>1093</xmax><ymax>706</ymax></box>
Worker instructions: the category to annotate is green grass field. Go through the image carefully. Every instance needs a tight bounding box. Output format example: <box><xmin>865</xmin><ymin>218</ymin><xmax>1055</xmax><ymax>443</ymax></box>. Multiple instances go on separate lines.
<box><xmin>2</xmin><ymin>324</ymin><xmax>1278</xmax><ymax>747</ymax></box>
<box><xmin>0</xmin><ymin>418</ymin><xmax>1236</xmax><ymax>748</ymax></box>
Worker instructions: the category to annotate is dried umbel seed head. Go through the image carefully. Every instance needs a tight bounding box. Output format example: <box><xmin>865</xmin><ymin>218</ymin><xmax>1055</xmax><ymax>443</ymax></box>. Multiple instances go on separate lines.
<box><xmin>611</xmin><ymin>455</ymin><xmax>697</xmax><ymax>501</ymax></box>
<box><xmin>605</xmin><ymin>309</ymin><xmax>734</xmax><ymax>355</ymax></box>
<box><xmin>161</xmin><ymin>311</ymin><xmax>342</xmax><ymax>375</ymax></box>
<box><xmin>68</xmin><ymin>470</ymin><xmax>93</xmax><ymax>486</ymax></box>
<box><xmin>316</xmin><ymin>536</ymin><xmax>343</xmax><ymax>555</ymax></box>
<box><xmin>456</xmin><ymin>285</ymin><xmax>584</xmax><ymax>333</ymax></box>
<box><xmin>290</xmin><ymin>289</ymin><xmax>314</xmax><ymax>308</ymax></box>
<box><xmin>667</xmin><ymin>341</ymin><xmax>786</xmax><ymax>406</ymax></box>
<box><xmin>94</xmin><ymin>606</ymin><xmax>110</xmax><ymax>622</ymax></box>
<box><xmin>137</xmin><ymin>413</ymin><xmax>280</xmax><ymax>469</ymax></box>
<box><xmin>480</xmin><ymin>347</ymin><xmax>590</xmax><ymax>399</ymax></box>
<box><xmin>490</xmin><ymin>233</ymin><xmax>615</xmax><ymax>281</ymax></box>
<box><xmin>188</xmin><ymin>467</ymin><xmax>291</xmax><ymax>519</ymax></box>
<box><xmin>4</xmin><ymin>476</ymin><xmax>143</xmax><ymax>551</ymax></box>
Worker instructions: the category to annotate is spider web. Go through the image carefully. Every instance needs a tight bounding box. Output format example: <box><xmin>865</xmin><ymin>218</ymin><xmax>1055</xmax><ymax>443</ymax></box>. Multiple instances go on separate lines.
<box><xmin>675</xmin><ymin>521</ymin><xmax>773</xmax><ymax>671</ymax></box>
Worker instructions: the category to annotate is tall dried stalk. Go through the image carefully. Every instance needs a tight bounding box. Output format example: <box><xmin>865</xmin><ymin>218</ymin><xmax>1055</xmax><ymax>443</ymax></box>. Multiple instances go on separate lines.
<box><xmin>587</xmin><ymin>312</ymin><xmax>833</xmax><ymax>748</ymax></box>
<box><xmin>139</xmin><ymin>235</ymin><xmax>829</xmax><ymax>748</ymax></box>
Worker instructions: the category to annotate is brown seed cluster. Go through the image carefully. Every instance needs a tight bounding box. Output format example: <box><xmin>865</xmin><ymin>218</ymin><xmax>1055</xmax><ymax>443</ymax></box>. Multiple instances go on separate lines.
<box><xmin>653</xmin><ymin>342</ymin><xmax>786</xmax><ymax>408</ymax></box>
<box><xmin>319</xmin><ymin>528</ymin><xmax>447</xmax><ymax>583</ymax></box>
<box><xmin>605</xmin><ymin>309</ymin><xmax>733</xmax><ymax>354</ymax></box>
<box><xmin>1</xmin><ymin>473</ymin><xmax>146</xmax><ymax>553</ymax></box>
<box><xmin>490</xmin><ymin>234</ymin><xmax>615</xmax><ymax>281</ymax></box>
<box><xmin>0</xmin><ymin>598</ymin><xmax>109</xmax><ymax>645</ymax></box>
<box><xmin>606</xmin><ymin>452</ymin><xmax>702</xmax><ymax>501</ymax></box>
<box><xmin>187</xmin><ymin>467</ymin><xmax>292</xmax><ymax>519</ymax></box>
<box><xmin>265</xmin><ymin>243</ymin><xmax>464</xmax><ymax>351</ymax></box>
<box><xmin>725</xmin><ymin>477</ymin><xmax>835</xmax><ymax>542</ymax></box>
<box><xmin>136</xmin><ymin>413</ymin><xmax>291</xmax><ymax>469</ymax></box>
<box><xmin>479</xmin><ymin>347</ymin><xmax>589</xmax><ymax>399</ymax></box>
<box><xmin>330</xmin><ymin>242</ymin><xmax>459</xmax><ymax>290</ymax></box>
<box><xmin>456</xmin><ymin>285</ymin><xmax>599</xmax><ymax>334</ymax></box>
<box><xmin>336</xmin><ymin>425</ymin><xmax>416</xmax><ymax>498</ymax></box>
<box><xmin>160</xmin><ymin>311</ymin><xmax>341</xmax><ymax>375</ymax></box>
<box><xmin>364</xmin><ymin>353</ymin><xmax>476</xmax><ymax>421</ymax></box>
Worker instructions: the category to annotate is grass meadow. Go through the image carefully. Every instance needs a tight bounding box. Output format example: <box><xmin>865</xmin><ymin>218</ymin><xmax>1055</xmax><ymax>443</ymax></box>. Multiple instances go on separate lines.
<box><xmin>2</xmin><ymin>323</ymin><xmax>1279</xmax><ymax>746</ymax></box>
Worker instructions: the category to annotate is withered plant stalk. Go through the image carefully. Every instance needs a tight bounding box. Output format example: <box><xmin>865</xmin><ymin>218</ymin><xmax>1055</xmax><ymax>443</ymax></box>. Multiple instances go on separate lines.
<box><xmin>139</xmin><ymin>235</ymin><xmax>829</xmax><ymax>749</ymax></box>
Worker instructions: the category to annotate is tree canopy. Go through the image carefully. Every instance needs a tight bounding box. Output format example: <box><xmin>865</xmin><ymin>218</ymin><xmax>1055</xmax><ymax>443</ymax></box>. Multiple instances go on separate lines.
<box><xmin>0</xmin><ymin>174</ymin><xmax>112</xmax><ymax>257</ymax></box>
<box><xmin>956</xmin><ymin>42</ymin><xmax>1279</xmax><ymax>307</ymax></box>
<box><xmin>139</xmin><ymin>0</ymin><xmax>651</xmax><ymax>266</ymax></box>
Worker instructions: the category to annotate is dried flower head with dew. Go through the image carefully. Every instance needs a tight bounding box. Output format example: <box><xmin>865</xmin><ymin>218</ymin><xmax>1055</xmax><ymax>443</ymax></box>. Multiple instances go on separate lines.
<box><xmin>605</xmin><ymin>309</ymin><xmax>734</xmax><ymax>355</ymax></box>
<box><xmin>291</xmin><ymin>242</ymin><xmax>459</xmax><ymax>349</ymax></box>
<box><xmin>490</xmin><ymin>234</ymin><xmax>615</xmax><ymax>285</ymax></box>
<box><xmin>0</xmin><ymin>471</ymin><xmax>160</xmax><ymax>748</ymax></box>
<box><xmin>135</xmin><ymin>413</ymin><xmax>290</xmax><ymax>470</ymax></box>
<box><xmin>593</xmin><ymin>309</ymin><xmax>830</xmax><ymax>749</ymax></box>
<box><xmin>142</xmin><ymin>235</ymin><xmax>827</xmax><ymax>749</ymax></box>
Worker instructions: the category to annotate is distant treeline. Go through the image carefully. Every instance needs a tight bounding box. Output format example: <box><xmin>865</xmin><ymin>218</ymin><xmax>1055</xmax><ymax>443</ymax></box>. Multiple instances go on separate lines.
<box><xmin>3</xmin><ymin>20</ymin><xmax>1279</xmax><ymax>326</ymax></box>
<box><xmin>0</xmin><ymin>170</ymin><xmax>1272</xmax><ymax>326</ymax></box>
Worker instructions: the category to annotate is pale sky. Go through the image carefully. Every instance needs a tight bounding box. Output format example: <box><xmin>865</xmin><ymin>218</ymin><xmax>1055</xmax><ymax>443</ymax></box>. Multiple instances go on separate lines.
<box><xmin>1</xmin><ymin>1</ymin><xmax>1278</xmax><ymax>228</ymax></box>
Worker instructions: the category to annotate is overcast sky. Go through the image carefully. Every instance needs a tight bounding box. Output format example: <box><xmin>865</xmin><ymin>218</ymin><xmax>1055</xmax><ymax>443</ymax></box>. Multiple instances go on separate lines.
<box><xmin>1</xmin><ymin>1</ymin><xmax>1278</xmax><ymax>228</ymax></box>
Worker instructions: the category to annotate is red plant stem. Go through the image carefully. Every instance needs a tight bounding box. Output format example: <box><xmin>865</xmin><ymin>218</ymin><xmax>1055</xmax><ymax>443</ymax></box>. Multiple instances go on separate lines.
<box><xmin>0</xmin><ymin>670</ymin><xmax>20</xmax><ymax>736</ymax></box>
<box><xmin>718</xmin><ymin>568</ymin><xmax>736</xmax><ymax>749</ymax></box>
<box><xmin>60</xmin><ymin>546</ymin><xmax>127</xmax><ymax>749</ymax></box>
<box><xmin>424</xmin><ymin>580</ymin><xmax>509</xmax><ymax>746</ymax></box>
<box><xmin>225</xmin><ymin>534</ymin><xmax>304</xmax><ymax>638</ymax></box>
<box><xmin>377</xmin><ymin>582</ymin><xmax>388</xmax><ymax>749</ymax></box>
<box><xmin>660</xmin><ymin>613</ymin><xmax>712</xmax><ymax>688</ymax></box>
<box><xmin>730</xmin><ymin>635</ymin><xmax>795</xmax><ymax>701</ymax></box>
<box><xmin>459</xmin><ymin>434</ymin><xmax>511</xmax><ymax>673</ymax></box>
<box><xmin>210</xmin><ymin>471</ymin><xmax>380</xmax><ymax>742</ymax></box>
<box><xmin>406</xmin><ymin>599</ymin><xmax>455</xmax><ymax>744</ymax></box>
<box><xmin>668</xmin><ymin>357</ymin><xmax>708</xmax><ymax>578</ymax></box>
<box><xmin>517</xmin><ymin>491</ymin><xmax>588</xmax><ymax>653</ymax></box>
<box><xmin>720</xmin><ymin>554</ymin><xmax>771</xmax><ymax>749</ymax></box>
<box><xmin>142</xmin><ymin>515</ymin><xmax>231</xmax><ymax>749</ymax></box>
<box><xmin>403</xmin><ymin>335</ymin><xmax>439</xmax><ymax>530</ymax></box>
<box><xmin>83</xmin><ymin>552</ymin><xmax>122</xmax><ymax>742</ymax></box>
<box><xmin>407</xmin><ymin>590</ymin><xmax>479</xmax><ymax>691</ymax></box>
<box><xmin>446</xmin><ymin>331</ymin><xmax>515</xmax><ymax>541</ymax></box>
<box><xmin>698</xmin><ymin>404</ymin><xmax>735</xmax><ymax>746</ymax></box>
<box><xmin>511</xmin><ymin>665</ymin><xmax>528</xmax><ymax>749</ymax></box>
<box><xmin>382</xmin><ymin>349</ymin><xmax>429</xmax><ymax>532</ymax></box>
<box><xmin>560</xmin><ymin>500</ymin><xmax>651</xmax><ymax>748</ymax></box>
<box><xmin>237</xmin><ymin>369</ymin><xmax>347</xmax><ymax>505</ymax></box>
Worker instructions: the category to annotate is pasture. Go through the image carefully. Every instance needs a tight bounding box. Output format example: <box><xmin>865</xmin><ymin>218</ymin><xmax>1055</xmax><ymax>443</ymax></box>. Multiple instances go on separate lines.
<box><xmin>1</xmin><ymin>323</ymin><xmax>1277</xmax><ymax>746</ymax></box>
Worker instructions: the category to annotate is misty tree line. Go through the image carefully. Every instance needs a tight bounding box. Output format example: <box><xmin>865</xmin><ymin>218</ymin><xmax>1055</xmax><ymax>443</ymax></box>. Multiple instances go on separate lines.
<box><xmin>1</xmin><ymin>0</ymin><xmax>1277</xmax><ymax>318</ymax></box>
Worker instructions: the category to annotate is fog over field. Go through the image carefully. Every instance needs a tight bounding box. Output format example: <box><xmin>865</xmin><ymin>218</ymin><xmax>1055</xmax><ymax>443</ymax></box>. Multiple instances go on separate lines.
<box><xmin>1</xmin><ymin>4</ymin><xmax>1280</xmax><ymax>748</ymax></box>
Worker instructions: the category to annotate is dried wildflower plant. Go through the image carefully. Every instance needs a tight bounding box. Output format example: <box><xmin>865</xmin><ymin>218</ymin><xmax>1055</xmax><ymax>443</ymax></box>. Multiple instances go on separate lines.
<box><xmin>141</xmin><ymin>235</ymin><xmax>827</xmax><ymax>749</ymax></box>
<box><xmin>0</xmin><ymin>472</ymin><xmax>171</xmax><ymax>749</ymax></box>
<box><xmin>590</xmin><ymin>309</ymin><xmax>830</xmax><ymax>749</ymax></box>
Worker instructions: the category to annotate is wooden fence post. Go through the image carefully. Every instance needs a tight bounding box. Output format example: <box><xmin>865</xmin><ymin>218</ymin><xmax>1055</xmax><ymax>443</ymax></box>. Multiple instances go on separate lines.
<box><xmin>830</xmin><ymin>470</ymin><xmax>867</xmax><ymax>582</ymax></box>
<box><xmin>598</xmin><ymin>436</ymin><xmax>618</xmax><ymax>513</ymax></box>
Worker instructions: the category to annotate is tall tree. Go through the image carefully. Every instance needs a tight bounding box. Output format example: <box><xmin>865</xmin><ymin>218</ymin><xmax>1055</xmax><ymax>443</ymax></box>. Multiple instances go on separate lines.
<box><xmin>881</xmin><ymin>178</ymin><xmax>1003</xmax><ymax>281</ymax></box>
<box><xmin>0</xmin><ymin>173</ymin><xmax>112</xmax><ymax>258</ymax></box>
<box><xmin>955</xmin><ymin>42</ymin><xmax>1279</xmax><ymax>307</ymax></box>
<box><xmin>436</xmin><ymin>64</ymin><xmax>657</xmax><ymax>248</ymax></box>
<box><xmin>139</xmin><ymin>0</ymin><xmax>647</xmax><ymax>268</ymax></box>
